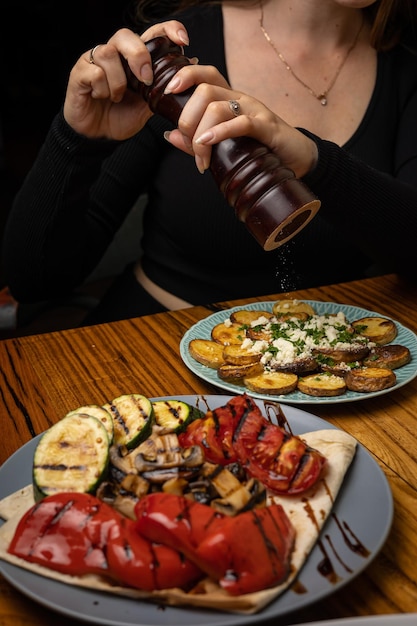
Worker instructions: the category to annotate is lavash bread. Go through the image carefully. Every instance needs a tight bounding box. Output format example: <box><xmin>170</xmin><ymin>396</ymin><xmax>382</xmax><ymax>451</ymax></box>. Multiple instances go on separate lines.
<box><xmin>0</xmin><ymin>429</ymin><xmax>357</xmax><ymax>614</ymax></box>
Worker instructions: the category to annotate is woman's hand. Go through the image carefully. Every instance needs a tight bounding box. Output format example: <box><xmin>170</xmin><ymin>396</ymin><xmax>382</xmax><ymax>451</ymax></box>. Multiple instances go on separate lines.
<box><xmin>163</xmin><ymin>65</ymin><xmax>318</xmax><ymax>179</ymax></box>
<box><xmin>63</xmin><ymin>21</ymin><xmax>190</xmax><ymax>140</ymax></box>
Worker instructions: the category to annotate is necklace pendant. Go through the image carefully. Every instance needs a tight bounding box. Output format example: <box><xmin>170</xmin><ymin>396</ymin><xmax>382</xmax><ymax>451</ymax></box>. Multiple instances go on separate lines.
<box><xmin>319</xmin><ymin>95</ymin><xmax>327</xmax><ymax>106</ymax></box>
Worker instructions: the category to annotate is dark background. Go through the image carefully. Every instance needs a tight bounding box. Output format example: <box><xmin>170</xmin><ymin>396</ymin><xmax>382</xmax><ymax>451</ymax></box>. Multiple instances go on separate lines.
<box><xmin>0</xmin><ymin>0</ymin><xmax>137</xmax><ymax>287</ymax></box>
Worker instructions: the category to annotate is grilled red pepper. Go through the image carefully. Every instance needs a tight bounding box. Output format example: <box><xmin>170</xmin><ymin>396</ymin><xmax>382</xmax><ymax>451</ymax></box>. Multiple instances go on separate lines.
<box><xmin>178</xmin><ymin>413</ymin><xmax>231</xmax><ymax>464</ymax></box>
<box><xmin>8</xmin><ymin>492</ymin><xmax>120</xmax><ymax>576</ymax></box>
<box><xmin>135</xmin><ymin>492</ymin><xmax>295</xmax><ymax>595</ymax></box>
<box><xmin>178</xmin><ymin>394</ymin><xmax>261</xmax><ymax>465</ymax></box>
<box><xmin>232</xmin><ymin>397</ymin><xmax>327</xmax><ymax>494</ymax></box>
<box><xmin>8</xmin><ymin>492</ymin><xmax>203</xmax><ymax>591</ymax></box>
<box><xmin>135</xmin><ymin>492</ymin><xmax>225</xmax><ymax>560</ymax></box>
<box><xmin>106</xmin><ymin>515</ymin><xmax>203</xmax><ymax>591</ymax></box>
<box><xmin>180</xmin><ymin>394</ymin><xmax>326</xmax><ymax>494</ymax></box>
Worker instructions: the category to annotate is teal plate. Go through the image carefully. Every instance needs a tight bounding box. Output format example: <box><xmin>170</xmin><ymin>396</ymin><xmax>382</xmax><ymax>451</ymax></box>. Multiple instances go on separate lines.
<box><xmin>180</xmin><ymin>301</ymin><xmax>417</xmax><ymax>404</ymax></box>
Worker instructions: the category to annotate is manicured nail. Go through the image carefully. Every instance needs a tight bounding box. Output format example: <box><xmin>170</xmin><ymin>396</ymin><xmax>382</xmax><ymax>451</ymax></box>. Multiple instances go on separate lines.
<box><xmin>164</xmin><ymin>75</ymin><xmax>181</xmax><ymax>94</ymax></box>
<box><xmin>140</xmin><ymin>62</ymin><xmax>153</xmax><ymax>86</ymax></box>
<box><xmin>195</xmin><ymin>155</ymin><xmax>206</xmax><ymax>174</ymax></box>
<box><xmin>189</xmin><ymin>56</ymin><xmax>199</xmax><ymax>65</ymax></box>
<box><xmin>178</xmin><ymin>29</ymin><xmax>189</xmax><ymax>45</ymax></box>
<box><xmin>163</xmin><ymin>131</ymin><xmax>172</xmax><ymax>143</ymax></box>
<box><xmin>195</xmin><ymin>130</ymin><xmax>214</xmax><ymax>145</ymax></box>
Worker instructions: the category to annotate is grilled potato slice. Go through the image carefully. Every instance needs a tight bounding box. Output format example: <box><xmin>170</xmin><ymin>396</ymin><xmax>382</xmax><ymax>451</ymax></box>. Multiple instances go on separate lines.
<box><xmin>211</xmin><ymin>322</ymin><xmax>246</xmax><ymax>345</ymax></box>
<box><xmin>272</xmin><ymin>356</ymin><xmax>318</xmax><ymax>375</ymax></box>
<box><xmin>246</xmin><ymin>326</ymin><xmax>273</xmax><ymax>342</ymax></box>
<box><xmin>313</xmin><ymin>344</ymin><xmax>370</xmax><ymax>363</ymax></box>
<box><xmin>218</xmin><ymin>361</ymin><xmax>264</xmax><ymax>380</ymax></box>
<box><xmin>345</xmin><ymin>366</ymin><xmax>396</xmax><ymax>392</ymax></box>
<box><xmin>222</xmin><ymin>344</ymin><xmax>262</xmax><ymax>366</ymax></box>
<box><xmin>274</xmin><ymin>311</ymin><xmax>310</xmax><ymax>322</ymax></box>
<box><xmin>319</xmin><ymin>362</ymin><xmax>359</xmax><ymax>378</ymax></box>
<box><xmin>363</xmin><ymin>344</ymin><xmax>411</xmax><ymax>370</ymax></box>
<box><xmin>244</xmin><ymin>371</ymin><xmax>298</xmax><ymax>395</ymax></box>
<box><xmin>297</xmin><ymin>373</ymin><xmax>347</xmax><ymax>397</ymax></box>
<box><xmin>189</xmin><ymin>339</ymin><xmax>225</xmax><ymax>368</ymax></box>
<box><xmin>352</xmin><ymin>316</ymin><xmax>397</xmax><ymax>345</ymax></box>
<box><xmin>229</xmin><ymin>309</ymin><xmax>273</xmax><ymax>325</ymax></box>
<box><xmin>272</xmin><ymin>299</ymin><xmax>316</xmax><ymax>317</ymax></box>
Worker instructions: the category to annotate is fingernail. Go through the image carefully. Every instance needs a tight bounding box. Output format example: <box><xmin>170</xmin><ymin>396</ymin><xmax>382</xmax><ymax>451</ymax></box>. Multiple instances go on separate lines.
<box><xmin>164</xmin><ymin>75</ymin><xmax>181</xmax><ymax>94</ymax></box>
<box><xmin>189</xmin><ymin>56</ymin><xmax>199</xmax><ymax>65</ymax></box>
<box><xmin>141</xmin><ymin>62</ymin><xmax>153</xmax><ymax>86</ymax></box>
<box><xmin>195</xmin><ymin>155</ymin><xmax>207</xmax><ymax>174</ymax></box>
<box><xmin>195</xmin><ymin>130</ymin><xmax>214</xmax><ymax>145</ymax></box>
<box><xmin>178</xmin><ymin>29</ymin><xmax>189</xmax><ymax>45</ymax></box>
<box><xmin>163</xmin><ymin>131</ymin><xmax>172</xmax><ymax>143</ymax></box>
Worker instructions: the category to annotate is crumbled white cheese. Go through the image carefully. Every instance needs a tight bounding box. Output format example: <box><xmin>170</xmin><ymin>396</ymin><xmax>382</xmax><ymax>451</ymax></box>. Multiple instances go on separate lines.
<box><xmin>250</xmin><ymin>339</ymin><xmax>269</xmax><ymax>353</ymax></box>
<box><xmin>237</xmin><ymin>310</ymin><xmax>373</xmax><ymax>368</ymax></box>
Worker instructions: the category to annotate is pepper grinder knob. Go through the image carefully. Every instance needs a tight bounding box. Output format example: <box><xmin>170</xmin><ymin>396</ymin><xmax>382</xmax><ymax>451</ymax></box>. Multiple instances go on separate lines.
<box><xmin>127</xmin><ymin>36</ymin><xmax>321</xmax><ymax>251</ymax></box>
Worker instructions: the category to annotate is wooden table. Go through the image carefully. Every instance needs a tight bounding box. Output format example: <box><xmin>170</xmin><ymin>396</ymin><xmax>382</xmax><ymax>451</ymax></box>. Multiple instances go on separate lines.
<box><xmin>1</xmin><ymin>273</ymin><xmax>417</xmax><ymax>625</ymax></box>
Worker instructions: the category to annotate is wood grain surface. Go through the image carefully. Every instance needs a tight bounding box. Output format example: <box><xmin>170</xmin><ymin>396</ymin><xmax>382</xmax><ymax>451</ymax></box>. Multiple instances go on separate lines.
<box><xmin>0</xmin><ymin>273</ymin><xmax>416</xmax><ymax>624</ymax></box>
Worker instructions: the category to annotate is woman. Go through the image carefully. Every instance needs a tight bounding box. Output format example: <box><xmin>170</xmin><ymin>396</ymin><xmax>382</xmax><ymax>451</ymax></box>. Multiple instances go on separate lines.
<box><xmin>2</xmin><ymin>0</ymin><xmax>417</xmax><ymax>324</ymax></box>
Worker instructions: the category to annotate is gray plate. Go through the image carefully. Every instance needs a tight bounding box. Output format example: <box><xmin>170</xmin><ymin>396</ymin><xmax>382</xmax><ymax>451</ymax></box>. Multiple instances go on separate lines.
<box><xmin>0</xmin><ymin>396</ymin><xmax>393</xmax><ymax>626</ymax></box>
<box><xmin>296</xmin><ymin>616</ymin><xmax>417</xmax><ymax>626</ymax></box>
<box><xmin>180</xmin><ymin>301</ymin><xmax>417</xmax><ymax>404</ymax></box>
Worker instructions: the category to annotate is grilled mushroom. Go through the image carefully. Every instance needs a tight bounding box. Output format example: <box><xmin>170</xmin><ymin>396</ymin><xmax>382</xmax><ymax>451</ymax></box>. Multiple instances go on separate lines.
<box><xmin>96</xmin><ymin>473</ymin><xmax>150</xmax><ymax>519</ymax></box>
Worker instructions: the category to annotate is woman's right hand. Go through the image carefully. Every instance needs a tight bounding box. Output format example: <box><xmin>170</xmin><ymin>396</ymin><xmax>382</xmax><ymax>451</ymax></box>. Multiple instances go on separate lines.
<box><xmin>63</xmin><ymin>22</ymin><xmax>190</xmax><ymax>141</ymax></box>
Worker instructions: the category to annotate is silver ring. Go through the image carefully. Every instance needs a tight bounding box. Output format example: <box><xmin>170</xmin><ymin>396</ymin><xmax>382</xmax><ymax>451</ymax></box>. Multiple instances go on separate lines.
<box><xmin>228</xmin><ymin>99</ymin><xmax>241</xmax><ymax>116</ymax></box>
<box><xmin>89</xmin><ymin>45</ymin><xmax>101</xmax><ymax>64</ymax></box>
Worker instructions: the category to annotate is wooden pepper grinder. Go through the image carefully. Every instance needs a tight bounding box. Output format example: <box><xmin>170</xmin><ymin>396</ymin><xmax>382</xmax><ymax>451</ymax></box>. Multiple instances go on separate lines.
<box><xmin>126</xmin><ymin>36</ymin><xmax>321</xmax><ymax>251</ymax></box>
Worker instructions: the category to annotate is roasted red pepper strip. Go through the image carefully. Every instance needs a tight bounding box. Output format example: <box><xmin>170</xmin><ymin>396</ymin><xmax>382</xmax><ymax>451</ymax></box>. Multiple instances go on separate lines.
<box><xmin>178</xmin><ymin>394</ymin><xmax>260</xmax><ymax>465</ymax></box>
<box><xmin>179</xmin><ymin>394</ymin><xmax>326</xmax><ymax>494</ymax></box>
<box><xmin>135</xmin><ymin>492</ymin><xmax>225</xmax><ymax>565</ymax></box>
<box><xmin>232</xmin><ymin>398</ymin><xmax>327</xmax><ymax>494</ymax></box>
<box><xmin>178</xmin><ymin>413</ymin><xmax>231</xmax><ymax>464</ymax></box>
<box><xmin>135</xmin><ymin>492</ymin><xmax>295</xmax><ymax>595</ymax></box>
<box><xmin>8</xmin><ymin>492</ymin><xmax>120</xmax><ymax>576</ymax></box>
<box><xmin>8</xmin><ymin>492</ymin><xmax>203</xmax><ymax>591</ymax></box>
<box><xmin>107</xmin><ymin>516</ymin><xmax>203</xmax><ymax>591</ymax></box>
<box><xmin>196</xmin><ymin>501</ymin><xmax>295</xmax><ymax>595</ymax></box>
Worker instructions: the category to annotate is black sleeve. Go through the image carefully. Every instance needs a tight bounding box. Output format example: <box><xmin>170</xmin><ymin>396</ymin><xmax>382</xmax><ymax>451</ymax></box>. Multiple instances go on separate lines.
<box><xmin>1</xmin><ymin>111</ymin><xmax>166</xmax><ymax>301</ymax></box>
<box><xmin>1</xmin><ymin>6</ymin><xmax>225</xmax><ymax>304</ymax></box>
<box><xmin>300</xmin><ymin>120</ymin><xmax>417</xmax><ymax>279</ymax></box>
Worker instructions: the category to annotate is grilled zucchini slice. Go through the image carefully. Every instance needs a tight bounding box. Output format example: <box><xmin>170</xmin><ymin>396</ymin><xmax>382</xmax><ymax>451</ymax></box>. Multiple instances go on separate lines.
<box><xmin>152</xmin><ymin>399</ymin><xmax>205</xmax><ymax>433</ymax></box>
<box><xmin>33</xmin><ymin>413</ymin><xmax>110</xmax><ymax>501</ymax></box>
<box><xmin>66</xmin><ymin>404</ymin><xmax>114</xmax><ymax>443</ymax></box>
<box><xmin>103</xmin><ymin>393</ymin><xmax>154</xmax><ymax>449</ymax></box>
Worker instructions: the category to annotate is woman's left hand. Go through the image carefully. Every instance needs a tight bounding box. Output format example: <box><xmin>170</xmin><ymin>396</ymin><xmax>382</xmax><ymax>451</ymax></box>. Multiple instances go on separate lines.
<box><xmin>163</xmin><ymin>64</ymin><xmax>318</xmax><ymax>179</ymax></box>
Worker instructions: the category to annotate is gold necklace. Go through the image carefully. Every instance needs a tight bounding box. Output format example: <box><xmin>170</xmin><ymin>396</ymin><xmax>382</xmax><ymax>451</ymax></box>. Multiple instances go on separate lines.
<box><xmin>259</xmin><ymin>5</ymin><xmax>364</xmax><ymax>106</ymax></box>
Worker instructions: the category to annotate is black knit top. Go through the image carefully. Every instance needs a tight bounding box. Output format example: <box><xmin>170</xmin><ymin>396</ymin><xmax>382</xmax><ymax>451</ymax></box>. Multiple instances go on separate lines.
<box><xmin>3</xmin><ymin>5</ymin><xmax>417</xmax><ymax>306</ymax></box>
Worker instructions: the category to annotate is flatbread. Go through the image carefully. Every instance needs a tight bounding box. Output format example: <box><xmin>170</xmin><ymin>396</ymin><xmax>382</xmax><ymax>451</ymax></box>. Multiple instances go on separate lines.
<box><xmin>0</xmin><ymin>429</ymin><xmax>357</xmax><ymax>614</ymax></box>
